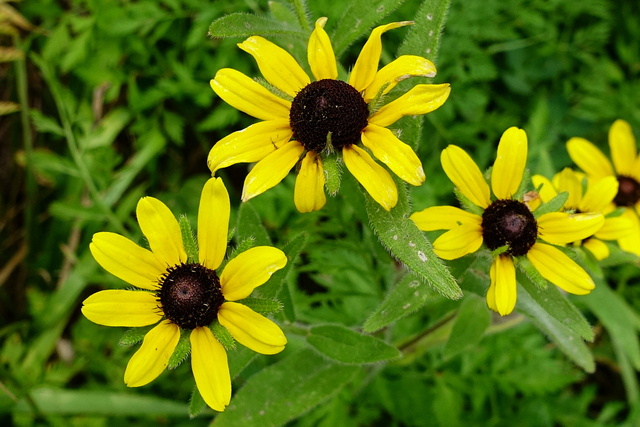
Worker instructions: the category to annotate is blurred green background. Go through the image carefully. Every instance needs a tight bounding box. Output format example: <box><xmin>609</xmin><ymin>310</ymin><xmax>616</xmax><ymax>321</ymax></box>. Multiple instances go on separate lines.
<box><xmin>2</xmin><ymin>0</ymin><xmax>640</xmax><ymax>425</ymax></box>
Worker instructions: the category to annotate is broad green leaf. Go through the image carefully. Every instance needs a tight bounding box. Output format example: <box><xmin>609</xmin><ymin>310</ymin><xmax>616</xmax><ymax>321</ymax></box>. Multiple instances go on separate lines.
<box><xmin>332</xmin><ymin>0</ymin><xmax>407</xmax><ymax>58</ymax></box>
<box><xmin>363</xmin><ymin>272</ymin><xmax>439</xmax><ymax>333</ymax></box>
<box><xmin>398</xmin><ymin>0</ymin><xmax>451</xmax><ymax>61</ymax></box>
<box><xmin>235</xmin><ymin>201</ymin><xmax>272</xmax><ymax>246</ymax></box>
<box><xmin>307</xmin><ymin>324</ymin><xmax>401</xmax><ymax>364</ymax></box>
<box><xmin>582</xmin><ymin>281</ymin><xmax>640</xmax><ymax>370</ymax></box>
<box><xmin>517</xmin><ymin>264</ymin><xmax>594</xmax><ymax>342</ymax></box>
<box><xmin>13</xmin><ymin>388</ymin><xmax>187</xmax><ymax>416</ymax></box>
<box><xmin>518</xmin><ymin>284</ymin><xmax>595</xmax><ymax>372</ymax></box>
<box><xmin>209</xmin><ymin>13</ymin><xmax>306</xmax><ymax>39</ymax></box>
<box><xmin>212</xmin><ymin>349</ymin><xmax>358</xmax><ymax>427</ymax></box>
<box><xmin>443</xmin><ymin>294</ymin><xmax>491</xmax><ymax>357</ymax></box>
<box><xmin>364</xmin><ymin>181</ymin><xmax>462</xmax><ymax>300</ymax></box>
<box><xmin>256</xmin><ymin>232</ymin><xmax>307</xmax><ymax>299</ymax></box>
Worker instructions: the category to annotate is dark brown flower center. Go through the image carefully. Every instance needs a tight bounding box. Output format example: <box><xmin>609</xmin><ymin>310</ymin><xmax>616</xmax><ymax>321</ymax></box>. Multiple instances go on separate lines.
<box><xmin>482</xmin><ymin>199</ymin><xmax>538</xmax><ymax>256</ymax></box>
<box><xmin>614</xmin><ymin>175</ymin><xmax>640</xmax><ymax>207</ymax></box>
<box><xmin>157</xmin><ymin>263</ymin><xmax>224</xmax><ymax>330</ymax></box>
<box><xmin>289</xmin><ymin>79</ymin><xmax>369</xmax><ymax>152</ymax></box>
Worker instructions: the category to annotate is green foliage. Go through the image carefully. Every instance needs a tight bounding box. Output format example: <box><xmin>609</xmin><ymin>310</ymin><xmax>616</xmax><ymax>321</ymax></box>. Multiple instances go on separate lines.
<box><xmin>2</xmin><ymin>0</ymin><xmax>640</xmax><ymax>425</ymax></box>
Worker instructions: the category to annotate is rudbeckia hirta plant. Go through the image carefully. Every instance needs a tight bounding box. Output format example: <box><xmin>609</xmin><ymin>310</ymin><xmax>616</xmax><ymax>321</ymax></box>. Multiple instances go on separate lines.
<box><xmin>82</xmin><ymin>178</ymin><xmax>288</xmax><ymax>411</ymax></box>
<box><xmin>411</xmin><ymin>127</ymin><xmax>604</xmax><ymax>316</ymax></box>
<box><xmin>208</xmin><ymin>17</ymin><xmax>450</xmax><ymax>212</ymax></box>
<box><xmin>531</xmin><ymin>168</ymin><xmax>634</xmax><ymax>260</ymax></box>
<box><xmin>567</xmin><ymin>119</ymin><xmax>640</xmax><ymax>257</ymax></box>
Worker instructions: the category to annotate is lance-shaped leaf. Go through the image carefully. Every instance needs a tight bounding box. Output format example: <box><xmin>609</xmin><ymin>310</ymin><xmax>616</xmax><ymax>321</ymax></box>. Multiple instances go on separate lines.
<box><xmin>307</xmin><ymin>324</ymin><xmax>401</xmax><ymax>364</ymax></box>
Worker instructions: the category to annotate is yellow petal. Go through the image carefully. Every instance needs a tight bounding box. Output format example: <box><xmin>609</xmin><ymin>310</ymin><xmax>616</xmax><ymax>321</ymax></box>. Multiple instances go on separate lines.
<box><xmin>361</xmin><ymin>124</ymin><xmax>425</xmax><ymax>186</ymax></box>
<box><xmin>526</xmin><ymin>243</ymin><xmax>595</xmax><ymax>295</ymax></box>
<box><xmin>308</xmin><ymin>17</ymin><xmax>338</xmax><ymax>80</ymax></box>
<box><xmin>531</xmin><ymin>174</ymin><xmax>558</xmax><ymax>203</ymax></box>
<box><xmin>410</xmin><ymin>206</ymin><xmax>482</xmax><ymax>231</ymax></box>
<box><xmin>609</xmin><ymin>119</ymin><xmax>637</xmax><ymax>176</ymax></box>
<box><xmin>595</xmin><ymin>216</ymin><xmax>635</xmax><ymax>241</ymax></box>
<box><xmin>82</xmin><ymin>290</ymin><xmax>162</xmax><ymax>327</ymax></box>
<box><xmin>198</xmin><ymin>178</ymin><xmax>230</xmax><ymax>270</ymax></box>
<box><xmin>136</xmin><ymin>197</ymin><xmax>186</xmax><ymax>267</ymax></box>
<box><xmin>124</xmin><ymin>320</ymin><xmax>180</xmax><ymax>387</ymax></box>
<box><xmin>207</xmin><ymin>120</ymin><xmax>293</xmax><ymax>173</ymax></box>
<box><xmin>349</xmin><ymin>21</ymin><xmax>413</xmax><ymax>91</ymax></box>
<box><xmin>433</xmin><ymin>223</ymin><xmax>484</xmax><ymax>260</ymax></box>
<box><xmin>242</xmin><ymin>140</ymin><xmax>304</xmax><ymax>202</ymax></box>
<box><xmin>552</xmin><ymin>168</ymin><xmax>582</xmax><ymax>210</ymax></box>
<box><xmin>363</xmin><ymin>55</ymin><xmax>437</xmax><ymax>101</ymax></box>
<box><xmin>218</xmin><ymin>302</ymin><xmax>287</xmax><ymax>355</ymax></box>
<box><xmin>617</xmin><ymin>209</ymin><xmax>640</xmax><ymax>256</ymax></box>
<box><xmin>579</xmin><ymin>176</ymin><xmax>618</xmax><ymax>213</ymax></box>
<box><xmin>491</xmin><ymin>127</ymin><xmax>528</xmax><ymax>199</ymax></box>
<box><xmin>294</xmin><ymin>151</ymin><xmax>327</xmax><ymax>212</ymax></box>
<box><xmin>210</xmin><ymin>68</ymin><xmax>291</xmax><ymax>121</ymax></box>
<box><xmin>90</xmin><ymin>232</ymin><xmax>166</xmax><ymax>291</ymax></box>
<box><xmin>566</xmin><ymin>137</ymin><xmax>614</xmax><ymax>180</ymax></box>
<box><xmin>440</xmin><ymin>145</ymin><xmax>491</xmax><ymax>208</ymax></box>
<box><xmin>342</xmin><ymin>145</ymin><xmax>397</xmax><ymax>210</ymax></box>
<box><xmin>487</xmin><ymin>255</ymin><xmax>517</xmax><ymax>316</ymax></box>
<box><xmin>190</xmin><ymin>327</ymin><xmax>231</xmax><ymax>412</ymax></box>
<box><xmin>537</xmin><ymin>212</ymin><xmax>604</xmax><ymax>245</ymax></box>
<box><xmin>238</xmin><ymin>36</ymin><xmax>310</xmax><ymax>98</ymax></box>
<box><xmin>582</xmin><ymin>238</ymin><xmax>610</xmax><ymax>260</ymax></box>
<box><xmin>369</xmin><ymin>83</ymin><xmax>451</xmax><ymax>127</ymax></box>
<box><xmin>220</xmin><ymin>246</ymin><xmax>287</xmax><ymax>301</ymax></box>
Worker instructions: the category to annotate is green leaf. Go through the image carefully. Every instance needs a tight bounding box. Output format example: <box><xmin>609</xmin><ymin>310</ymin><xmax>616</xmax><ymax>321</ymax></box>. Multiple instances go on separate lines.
<box><xmin>119</xmin><ymin>325</ymin><xmax>153</xmax><ymax>347</ymax></box>
<box><xmin>212</xmin><ymin>349</ymin><xmax>358</xmax><ymax>427</ymax></box>
<box><xmin>332</xmin><ymin>0</ymin><xmax>407</xmax><ymax>58</ymax></box>
<box><xmin>83</xmin><ymin>108</ymin><xmax>132</xmax><ymax>149</ymax></box>
<box><xmin>212</xmin><ymin>322</ymin><xmax>236</xmax><ymax>351</ymax></box>
<box><xmin>30</xmin><ymin>109</ymin><xmax>64</xmax><ymax>136</ymax></box>
<box><xmin>189</xmin><ymin>386</ymin><xmax>207</xmax><ymax>419</ymax></box>
<box><xmin>517</xmin><ymin>262</ymin><xmax>594</xmax><ymax>342</ymax></box>
<box><xmin>235</xmin><ymin>201</ymin><xmax>272</xmax><ymax>246</ymax></box>
<box><xmin>13</xmin><ymin>388</ymin><xmax>187</xmax><ymax>416</ymax></box>
<box><xmin>364</xmin><ymin>182</ymin><xmax>462</xmax><ymax>300</ymax></box>
<box><xmin>517</xmin><ymin>283</ymin><xmax>595</xmax><ymax>372</ymax></box>
<box><xmin>307</xmin><ymin>324</ymin><xmax>401</xmax><ymax>364</ymax></box>
<box><xmin>398</xmin><ymin>0</ymin><xmax>451</xmax><ymax>62</ymax></box>
<box><xmin>209</xmin><ymin>13</ymin><xmax>306</xmax><ymax>39</ymax></box>
<box><xmin>363</xmin><ymin>272</ymin><xmax>438</xmax><ymax>333</ymax></box>
<box><xmin>582</xmin><ymin>281</ymin><xmax>640</xmax><ymax>370</ymax></box>
<box><xmin>168</xmin><ymin>331</ymin><xmax>190</xmax><ymax>369</ymax></box>
<box><xmin>256</xmin><ymin>232</ymin><xmax>308</xmax><ymax>299</ymax></box>
<box><xmin>443</xmin><ymin>294</ymin><xmax>491</xmax><ymax>356</ymax></box>
<box><xmin>179</xmin><ymin>215</ymin><xmax>198</xmax><ymax>263</ymax></box>
<box><xmin>532</xmin><ymin>191</ymin><xmax>569</xmax><ymax>218</ymax></box>
<box><xmin>239</xmin><ymin>297</ymin><xmax>283</xmax><ymax>315</ymax></box>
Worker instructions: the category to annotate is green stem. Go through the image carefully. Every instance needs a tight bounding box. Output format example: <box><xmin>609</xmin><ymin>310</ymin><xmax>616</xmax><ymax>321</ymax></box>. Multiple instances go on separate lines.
<box><xmin>292</xmin><ymin>0</ymin><xmax>310</xmax><ymax>32</ymax></box>
<box><xmin>13</xmin><ymin>34</ymin><xmax>36</xmax><ymax>252</ymax></box>
<box><xmin>30</xmin><ymin>54</ymin><xmax>125</xmax><ymax>234</ymax></box>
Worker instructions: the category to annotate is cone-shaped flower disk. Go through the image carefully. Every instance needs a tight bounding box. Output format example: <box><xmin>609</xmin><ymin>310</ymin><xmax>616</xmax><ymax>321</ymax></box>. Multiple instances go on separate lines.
<box><xmin>531</xmin><ymin>168</ymin><xmax>634</xmax><ymax>260</ymax></box>
<box><xmin>411</xmin><ymin>127</ymin><xmax>604</xmax><ymax>316</ymax></box>
<box><xmin>567</xmin><ymin>119</ymin><xmax>640</xmax><ymax>257</ymax></box>
<box><xmin>82</xmin><ymin>178</ymin><xmax>287</xmax><ymax>411</ymax></box>
<box><xmin>208</xmin><ymin>17</ymin><xmax>450</xmax><ymax>212</ymax></box>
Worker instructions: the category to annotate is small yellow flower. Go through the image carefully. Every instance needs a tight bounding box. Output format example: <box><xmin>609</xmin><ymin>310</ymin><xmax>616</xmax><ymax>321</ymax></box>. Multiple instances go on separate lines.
<box><xmin>82</xmin><ymin>178</ymin><xmax>287</xmax><ymax>411</ymax></box>
<box><xmin>531</xmin><ymin>168</ymin><xmax>634</xmax><ymax>260</ymax></box>
<box><xmin>411</xmin><ymin>128</ymin><xmax>604</xmax><ymax>316</ymax></box>
<box><xmin>567</xmin><ymin>119</ymin><xmax>640</xmax><ymax>257</ymax></box>
<box><xmin>208</xmin><ymin>18</ymin><xmax>450</xmax><ymax>212</ymax></box>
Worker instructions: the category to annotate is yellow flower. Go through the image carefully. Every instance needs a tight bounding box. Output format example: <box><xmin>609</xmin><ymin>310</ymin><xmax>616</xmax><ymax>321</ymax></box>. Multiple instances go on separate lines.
<box><xmin>411</xmin><ymin>127</ymin><xmax>604</xmax><ymax>316</ymax></box>
<box><xmin>531</xmin><ymin>168</ymin><xmax>634</xmax><ymax>260</ymax></box>
<box><xmin>82</xmin><ymin>178</ymin><xmax>287</xmax><ymax>411</ymax></box>
<box><xmin>208</xmin><ymin>18</ymin><xmax>450</xmax><ymax>212</ymax></box>
<box><xmin>567</xmin><ymin>119</ymin><xmax>640</xmax><ymax>257</ymax></box>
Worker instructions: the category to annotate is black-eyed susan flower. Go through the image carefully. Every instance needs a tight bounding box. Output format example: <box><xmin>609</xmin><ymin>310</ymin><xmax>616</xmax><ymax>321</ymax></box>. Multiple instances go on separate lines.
<box><xmin>82</xmin><ymin>178</ymin><xmax>287</xmax><ymax>411</ymax></box>
<box><xmin>567</xmin><ymin>119</ymin><xmax>640</xmax><ymax>257</ymax></box>
<box><xmin>531</xmin><ymin>168</ymin><xmax>634</xmax><ymax>260</ymax></box>
<box><xmin>410</xmin><ymin>127</ymin><xmax>604</xmax><ymax>316</ymax></box>
<box><xmin>208</xmin><ymin>17</ymin><xmax>450</xmax><ymax>212</ymax></box>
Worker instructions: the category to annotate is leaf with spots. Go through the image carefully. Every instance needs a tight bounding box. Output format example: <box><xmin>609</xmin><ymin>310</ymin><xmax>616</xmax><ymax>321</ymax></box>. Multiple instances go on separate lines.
<box><xmin>398</xmin><ymin>0</ymin><xmax>452</xmax><ymax>62</ymax></box>
<box><xmin>364</xmin><ymin>272</ymin><xmax>440</xmax><ymax>333</ymax></box>
<box><xmin>364</xmin><ymin>179</ymin><xmax>462</xmax><ymax>301</ymax></box>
